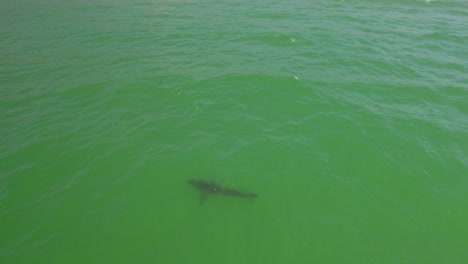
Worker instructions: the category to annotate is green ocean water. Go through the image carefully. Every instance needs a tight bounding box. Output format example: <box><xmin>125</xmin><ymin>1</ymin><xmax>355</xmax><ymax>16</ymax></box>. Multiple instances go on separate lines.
<box><xmin>1</xmin><ymin>0</ymin><xmax>467</xmax><ymax>263</ymax></box>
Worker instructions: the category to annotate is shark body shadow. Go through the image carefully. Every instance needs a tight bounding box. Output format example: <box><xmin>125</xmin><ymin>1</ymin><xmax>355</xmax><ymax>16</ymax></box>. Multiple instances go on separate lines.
<box><xmin>188</xmin><ymin>179</ymin><xmax>258</xmax><ymax>203</ymax></box>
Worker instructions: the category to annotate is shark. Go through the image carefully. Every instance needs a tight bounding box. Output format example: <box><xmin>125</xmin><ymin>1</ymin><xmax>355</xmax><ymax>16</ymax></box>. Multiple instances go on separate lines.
<box><xmin>188</xmin><ymin>179</ymin><xmax>258</xmax><ymax>203</ymax></box>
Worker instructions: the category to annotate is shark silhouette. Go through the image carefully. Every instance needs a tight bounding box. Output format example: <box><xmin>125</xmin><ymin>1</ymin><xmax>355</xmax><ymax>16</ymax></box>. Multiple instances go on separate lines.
<box><xmin>188</xmin><ymin>179</ymin><xmax>258</xmax><ymax>203</ymax></box>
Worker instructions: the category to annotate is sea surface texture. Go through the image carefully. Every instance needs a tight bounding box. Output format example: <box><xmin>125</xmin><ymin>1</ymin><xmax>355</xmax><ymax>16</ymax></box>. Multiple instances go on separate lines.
<box><xmin>1</xmin><ymin>0</ymin><xmax>467</xmax><ymax>263</ymax></box>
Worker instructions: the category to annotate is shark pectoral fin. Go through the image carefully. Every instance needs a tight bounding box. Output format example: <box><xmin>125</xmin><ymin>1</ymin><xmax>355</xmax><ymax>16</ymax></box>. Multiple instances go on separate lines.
<box><xmin>199</xmin><ymin>191</ymin><xmax>209</xmax><ymax>204</ymax></box>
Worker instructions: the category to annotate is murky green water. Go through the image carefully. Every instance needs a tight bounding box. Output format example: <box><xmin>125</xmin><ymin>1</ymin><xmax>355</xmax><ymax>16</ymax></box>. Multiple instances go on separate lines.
<box><xmin>1</xmin><ymin>0</ymin><xmax>467</xmax><ymax>263</ymax></box>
